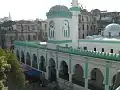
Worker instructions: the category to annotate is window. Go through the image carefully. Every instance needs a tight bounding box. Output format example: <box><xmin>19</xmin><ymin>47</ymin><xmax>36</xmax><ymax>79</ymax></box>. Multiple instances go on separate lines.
<box><xmin>78</xmin><ymin>29</ymin><xmax>80</xmax><ymax>39</ymax></box>
<box><xmin>82</xmin><ymin>16</ymin><xmax>84</xmax><ymax>21</ymax></box>
<box><xmin>79</xmin><ymin>15</ymin><xmax>81</xmax><ymax>23</ymax></box>
<box><xmin>94</xmin><ymin>48</ymin><xmax>96</xmax><ymax>51</ymax></box>
<box><xmin>84</xmin><ymin>47</ymin><xmax>87</xmax><ymax>50</ymax></box>
<box><xmin>53</xmin><ymin>31</ymin><xmax>54</xmax><ymax>37</ymax></box>
<box><xmin>102</xmin><ymin>48</ymin><xmax>104</xmax><ymax>52</ymax></box>
<box><xmin>66</xmin><ymin>44</ymin><xmax>68</xmax><ymax>47</ymax></box>
<box><xmin>33</xmin><ymin>35</ymin><xmax>36</xmax><ymax>40</ymax></box>
<box><xmin>109</xmin><ymin>32</ymin><xmax>111</xmax><ymax>37</ymax></box>
<box><xmin>63</xmin><ymin>30</ymin><xmax>65</xmax><ymax>37</ymax></box>
<box><xmin>82</xmin><ymin>24</ymin><xmax>84</xmax><ymax>30</ymax></box>
<box><xmin>110</xmin><ymin>49</ymin><xmax>113</xmax><ymax>53</ymax></box>
<box><xmin>45</xmin><ymin>24</ymin><xmax>47</xmax><ymax>30</ymax></box>
<box><xmin>28</xmin><ymin>35</ymin><xmax>30</xmax><ymax>40</ymax></box>
<box><xmin>119</xmin><ymin>32</ymin><xmax>120</xmax><ymax>36</ymax></box>
<box><xmin>86</xmin><ymin>16</ymin><xmax>88</xmax><ymax>21</ymax></box>
<box><xmin>66</xmin><ymin>30</ymin><xmax>67</xmax><ymax>37</ymax></box>
<box><xmin>82</xmin><ymin>34</ymin><xmax>84</xmax><ymax>39</ymax></box>
<box><xmin>87</xmin><ymin>25</ymin><xmax>89</xmax><ymax>30</ymax></box>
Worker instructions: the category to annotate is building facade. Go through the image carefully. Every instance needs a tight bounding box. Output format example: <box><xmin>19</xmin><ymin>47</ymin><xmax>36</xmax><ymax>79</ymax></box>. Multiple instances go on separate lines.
<box><xmin>14</xmin><ymin>0</ymin><xmax>120</xmax><ymax>90</ymax></box>
<box><xmin>0</xmin><ymin>20</ymin><xmax>47</xmax><ymax>49</ymax></box>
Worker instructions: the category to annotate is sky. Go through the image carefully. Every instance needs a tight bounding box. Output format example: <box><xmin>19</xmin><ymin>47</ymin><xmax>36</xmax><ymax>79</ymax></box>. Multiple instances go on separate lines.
<box><xmin>0</xmin><ymin>0</ymin><xmax>120</xmax><ymax>20</ymax></box>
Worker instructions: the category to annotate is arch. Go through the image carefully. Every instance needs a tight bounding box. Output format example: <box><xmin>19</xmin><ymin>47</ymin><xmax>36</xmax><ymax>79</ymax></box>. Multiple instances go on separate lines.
<box><xmin>59</xmin><ymin>61</ymin><xmax>69</xmax><ymax>81</ymax></box>
<box><xmin>26</xmin><ymin>52</ymin><xmax>31</xmax><ymax>66</ymax></box>
<box><xmin>39</xmin><ymin>56</ymin><xmax>46</xmax><ymax>72</ymax></box>
<box><xmin>49</xmin><ymin>58</ymin><xmax>55</xmax><ymax>68</ymax></box>
<box><xmin>72</xmin><ymin>64</ymin><xmax>84</xmax><ymax>86</ymax></box>
<box><xmin>32</xmin><ymin>54</ymin><xmax>38</xmax><ymax>69</ymax></box>
<box><xmin>16</xmin><ymin>50</ymin><xmax>20</xmax><ymax>61</ymax></box>
<box><xmin>48</xmin><ymin>58</ymin><xmax>56</xmax><ymax>82</ymax></box>
<box><xmin>21</xmin><ymin>51</ymin><xmax>25</xmax><ymax>63</ymax></box>
<box><xmin>88</xmin><ymin>68</ymin><xmax>104</xmax><ymax>90</ymax></box>
<box><xmin>111</xmin><ymin>72</ymin><xmax>120</xmax><ymax>90</ymax></box>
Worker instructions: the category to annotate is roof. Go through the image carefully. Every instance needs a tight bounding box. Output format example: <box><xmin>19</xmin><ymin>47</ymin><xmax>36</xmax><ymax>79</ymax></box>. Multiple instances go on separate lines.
<box><xmin>79</xmin><ymin>39</ymin><xmax>120</xmax><ymax>44</ymax></box>
<box><xmin>46</xmin><ymin>5</ymin><xmax>72</xmax><ymax>19</ymax></box>
<box><xmin>14</xmin><ymin>41</ymin><xmax>47</xmax><ymax>49</ymax></box>
<box><xmin>49</xmin><ymin>5</ymin><xmax>69</xmax><ymax>12</ymax></box>
<box><xmin>105</xmin><ymin>23</ymin><xmax>120</xmax><ymax>32</ymax></box>
<box><xmin>14</xmin><ymin>41</ymin><xmax>120</xmax><ymax>62</ymax></box>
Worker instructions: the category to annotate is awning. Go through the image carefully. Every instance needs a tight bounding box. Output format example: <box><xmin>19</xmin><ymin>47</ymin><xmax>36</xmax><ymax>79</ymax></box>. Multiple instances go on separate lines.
<box><xmin>22</xmin><ymin>64</ymin><xmax>42</xmax><ymax>78</ymax></box>
<box><xmin>26</xmin><ymin>69</ymin><xmax>42</xmax><ymax>78</ymax></box>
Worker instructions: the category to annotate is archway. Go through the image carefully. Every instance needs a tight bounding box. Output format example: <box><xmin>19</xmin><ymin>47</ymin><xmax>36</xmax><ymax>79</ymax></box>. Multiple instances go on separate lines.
<box><xmin>88</xmin><ymin>68</ymin><xmax>104</xmax><ymax>90</ymax></box>
<box><xmin>26</xmin><ymin>52</ymin><xmax>31</xmax><ymax>66</ymax></box>
<box><xmin>111</xmin><ymin>72</ymin><xmax>120</xmax><ymax>90</ymax></box>
<box><xmin>32</xmin><ymin>54</ymin><xmax>38</xmax><ymax>69</ymax></box>
<box><xmin>72</xmin><ymin>64</ymin><xmax>85</xmax><ymax>86</ymax></box>
<box><xmin>39</xmin><ymin>56</ymin><xmax>46</xmax><ymax>72</ymax></box>
<box><xmin>16</xmin><ymin>50</ymin><xmax>20</xmax><ymax>61</ymax></box>
<box><xmin>21</xmin><ymin>51</ymin><xmax>25</xmax><ymax>63</ymax></box>
<box><xmin>48</xmin><ymin>58</ymin><xmax>57</xmax><ymax>82</ymax></box>
<box><xmin>59</xmin><ymin>61</ymin><xmax>69</xmax><ymax>81</ymax></box>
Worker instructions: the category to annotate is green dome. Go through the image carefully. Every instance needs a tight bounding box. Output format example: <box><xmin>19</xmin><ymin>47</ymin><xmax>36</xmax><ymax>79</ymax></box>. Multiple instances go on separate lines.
<box><xmin>49</xmin><ymin>5</ymin><xmax>69</xmax><ymax>12</ymax></box>
<box><xmin>69</xmin><ymin>6</ymin><xmax>81</xmax><ymax>11</ymax></box>
<box><xmin>46</xmin><ymin>5</ymin><xmax>72</xmax><ymax>19</ymax></box>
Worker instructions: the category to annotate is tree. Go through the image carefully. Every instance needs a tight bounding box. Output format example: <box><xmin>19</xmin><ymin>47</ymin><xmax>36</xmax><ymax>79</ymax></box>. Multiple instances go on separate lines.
<box><xmin>0</xmin><ymin>48</ymin><xmax>25</xmax><ymax>90</ymax></box>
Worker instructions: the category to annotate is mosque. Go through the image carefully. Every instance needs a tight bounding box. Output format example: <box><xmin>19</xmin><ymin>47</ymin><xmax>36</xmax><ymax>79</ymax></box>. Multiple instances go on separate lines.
<box><xmin>14</xmin><ymin>0</ymin><xmax>120</xmax><ymax>90</ymax></box>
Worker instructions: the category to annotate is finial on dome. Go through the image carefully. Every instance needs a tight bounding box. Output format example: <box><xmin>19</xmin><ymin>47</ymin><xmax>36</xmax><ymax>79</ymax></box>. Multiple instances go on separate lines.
<box><xmin>72</xmin><ymin>0</ymin><xmax>79</xmax><ymax>7</ymax></box>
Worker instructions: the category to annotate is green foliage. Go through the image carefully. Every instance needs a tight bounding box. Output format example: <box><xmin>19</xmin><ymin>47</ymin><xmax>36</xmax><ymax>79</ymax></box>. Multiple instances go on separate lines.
<box><xmin>0</xmin><ymin>81</ymin><xmax>4</xmax><ymax>90</ymax></box>
<box><xmin>0</xmin><ymin>48</ymin><xmax>25</xmax><ymax>89</ymax></box>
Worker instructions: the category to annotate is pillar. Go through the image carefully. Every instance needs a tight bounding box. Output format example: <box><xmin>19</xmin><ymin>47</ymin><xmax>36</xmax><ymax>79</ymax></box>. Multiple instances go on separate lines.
<box><xmin>105</xmin><ymin>62</ymin><xmax>110</xmax><ymax>90</ymax></box>
<box><xmin>45</xmin><ymin>66</ymin><xmax>49</xmax><ymax>80</ymax></box>
<box><xmin>69</xmin><ymin>55</ymin><xmax>72</xmax><ymax>82</ymax></box>
<box><xmin>69</xmin><ymin>73</ymin><xmax>72</xmax><ymax>82</ymax></box>
<box><xmin>85</xmin><ymin>62</ymin><xmax>88</xmax><ymax>89</ymax></box>
<box><xmin>56</xmin><ymin>51</ymin><xmax>59</xmax><ymax>81</ymax></box>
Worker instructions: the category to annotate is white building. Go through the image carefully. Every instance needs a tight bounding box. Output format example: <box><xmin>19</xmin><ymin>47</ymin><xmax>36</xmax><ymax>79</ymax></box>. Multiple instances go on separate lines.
<box><xmin>14</xmin><ymin>0</ymin><xmax>120</xmax><ymax>90</ymax></box>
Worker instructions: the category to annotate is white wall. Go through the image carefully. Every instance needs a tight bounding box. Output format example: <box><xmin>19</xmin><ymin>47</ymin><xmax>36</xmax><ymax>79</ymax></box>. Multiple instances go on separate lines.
<box><xmin>47</xmin><ymin>18</ymin><xmax>72</xmax><ymax>41</ymax></box>
<box><xmin>79</xmin><ymin>41</ymin><xmax>120</xmax><ymax>54</ymax></box>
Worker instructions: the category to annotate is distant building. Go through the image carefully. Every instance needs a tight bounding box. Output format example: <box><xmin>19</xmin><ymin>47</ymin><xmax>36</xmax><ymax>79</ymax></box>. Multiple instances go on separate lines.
<box><xmin>0</xmin><ymin>12</ymin><xmax>12</xmax><ymax>22</ymax></box>
<box><xmin>0</xmin><ymin>19</ymin><xmax>48</xmax><ymax>49</ymax></box>
<box><xmin>91</xmin><ymin>9</ymin><xmax>120</xmax><ymax>34</ymax></box>
<box><xmin>78</xmin><ymin>9</ymin><xmax>98</xmax><ymax>39</ymax></box>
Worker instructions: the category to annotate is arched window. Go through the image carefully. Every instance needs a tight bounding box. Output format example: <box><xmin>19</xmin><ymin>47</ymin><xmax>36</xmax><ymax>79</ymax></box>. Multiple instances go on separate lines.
<box><xmin>32</xmin><ymin>54</ymin><xmax>38</xmax><ymax>69</ymax></box>
<box><xmin>28</xmin><ymin>35</ymin><xmax>30</xmax><ymax>40</ymax></box>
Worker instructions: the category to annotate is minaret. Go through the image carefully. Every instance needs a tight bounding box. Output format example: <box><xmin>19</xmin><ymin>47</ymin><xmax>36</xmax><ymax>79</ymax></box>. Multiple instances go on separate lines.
<box><xmin>71</xmin><ymin>0</ymin><xmax>78</xmax><ymax>7</ymax></box>
<box><xmin>71</xmin><ymin>0</ymin><xmax>80</xmax><ymax>48</ymax></box>
<box><xmin>8</xmin><ymin>12</ymin><xmax>12</xmax><ymax>21</ymax></box>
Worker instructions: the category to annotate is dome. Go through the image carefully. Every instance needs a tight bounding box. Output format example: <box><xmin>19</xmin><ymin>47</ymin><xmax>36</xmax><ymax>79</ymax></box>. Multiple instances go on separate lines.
<box><xmin>103</xmin><ymin>23</ymin><xmax>120</xmax><ymax>37</ymax></box>
<box><xmin>49</xmin><ymin>5</ymin><xmax>69</xmax><ymax>12</ymax></box>
<box><xmin>104</xmin><ymin>23</ymin><xmax>120</xmax><ymax>32</ymax></box>
<box><xmin>47</xmin><ymin>5</ymin><xmax>72</xmax><ymax>19</ymax></box>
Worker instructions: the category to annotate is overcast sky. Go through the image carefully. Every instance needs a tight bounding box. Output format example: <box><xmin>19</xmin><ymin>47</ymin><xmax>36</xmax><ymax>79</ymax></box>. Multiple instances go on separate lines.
<box><xmin>0</xmin><ymin>0</ymin><xmax>120</xmax><ymax>20</ymax></box>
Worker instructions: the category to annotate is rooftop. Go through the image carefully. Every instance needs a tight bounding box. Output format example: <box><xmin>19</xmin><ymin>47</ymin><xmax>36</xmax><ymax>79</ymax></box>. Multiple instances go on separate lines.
<box><xmin>14</xmin><ymin>41</ymin><xmax>120</xmax><ymax>62</ymax></box>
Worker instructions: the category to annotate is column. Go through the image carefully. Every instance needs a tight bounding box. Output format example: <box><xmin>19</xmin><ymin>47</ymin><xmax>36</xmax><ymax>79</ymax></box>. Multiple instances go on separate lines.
<box><xmin>69</xmin><ymin>73</ymin><xmax>72</xmax><ymax>82</ymax></box>
<box><xmin>85</xmin><ymin>62</ymin><xmax>88</xmax><ymax>89</ymax></box>
<box><xmin>56</xmin><ymin>51</ymin><xmax>59</xmax><ymax>81</ymax></box>
<box><xmin>105</xmin><ymin>62</ymin><xmax>110</xmax><ymax>90</ymax></box>
<box><xmin>69</xmin><ymin>55</ymin><xmax>72</xmax><ymax>82</ymax></box>
<box><xmin>37</xmin><ymin>49</ymin><xmax>39</xmax><ymax>70</ymax></box>
<box><xmin>30</xmin><ymin>48</ymin><xmax>32</xmax><ymax>67</ymax></box>
<box><xmin>45</xmin><ymin>50</ymin><xmax>48</xmax><ymax>80</ymax></box>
